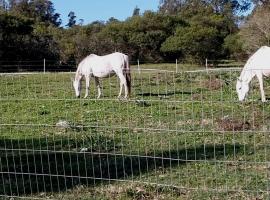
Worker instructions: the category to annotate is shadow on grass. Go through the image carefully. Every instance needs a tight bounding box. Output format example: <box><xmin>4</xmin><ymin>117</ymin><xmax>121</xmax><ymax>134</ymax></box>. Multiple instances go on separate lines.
<box><xmin>137</xmin><ymin>91</ymin><xmax>192</xmax><ymax>97</ymax></box>
<box><xmin>0</xmin><ymin>137</ymin><xmax>242</xmax><ymax>196</ymax></box>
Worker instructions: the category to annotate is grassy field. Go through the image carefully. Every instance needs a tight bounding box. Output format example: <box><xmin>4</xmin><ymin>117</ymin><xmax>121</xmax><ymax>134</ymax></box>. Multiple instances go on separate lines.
<box><xmin>0</xmin><ymin>65</ymin><xmax>270</xmax><ymax>199</ymax></box>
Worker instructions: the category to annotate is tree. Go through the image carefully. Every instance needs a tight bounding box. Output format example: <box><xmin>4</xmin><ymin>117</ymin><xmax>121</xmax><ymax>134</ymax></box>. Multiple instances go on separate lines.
<box><xmin>7</xmin><ymin>0</ymin><xmax>61</xmax><ymax>26</ymax></box>
<box><xmin>160</xmin><ymin>3</ymin><xmax>236</xmax><ymax>61</ymax></box>
<box><xmin>239</xmin><ymin>5</ymin><xmax>270</xmax><ymax>54</ymax></box>
<box><xmin>0</xmin><ymin>0</ymin><xmax>7</xmax><ymax>10</ymax></box>
<box><xmin>78</xmin><ymin>18</ymin><xmax>84</xmax><ymax>26</ymax></box>
<box><xmin>223</xmin><ymin>33</ymin><xmax>245</xmax><ymax>59</ymax></box>
<box><xmin>107</xmin><ymin>17</ymin><xmax>119</xmax><ymax>24</ymax></box>
<box><xmin>161</xmin><ymin>25</ymin><xmax>221</xmax><ymax>61</ymax></box>
<box><xmin>0</xmin><ymin>13</ymin><xmax>33</xmax><ymax>60</ymax></box>
<box><xmin>29</xmin><ymin>0</ymin><xmax>61</xmax><ymax>26</ymax></box>
<box><xmin>0</xmin><ymin>12</ymin><xmax>59</xmax><ymax>63</ymax></box>
<box><xmin>159</xmin><ymin>0</ymin><xmax>251</xmax><ymax>15</ymax></box>
<box><xmin>209</xmin><ymin>0</ymin><xmax>250</xmax><ymax>14</ymax></box>
<box><xmin>159</xmin><ymin>0</ymin><xmax>183</xmax><ymax>14</ymax></box>
<box><xmin>66</xmin><ymin>11</ymin><xmax>76</xmax><ymax>27</ymax></box>
<box><xmin>7</xmin><ymin>0</ymin><xmax>19</xmax><ymax>9</ymax></box>
<box><xmin>252</xmin><ymin>0</ymin><xmax>270</xmax><ymax>6</ymax></box>
<box><xmin>100</xmin><ymin>11</ymin><xmax>185</xmax><ymax>61</ymax></box>
<box><xmin>132</xmin><ymin>6</ymin><xmax>140</xmax><ymax>16</ymax></box>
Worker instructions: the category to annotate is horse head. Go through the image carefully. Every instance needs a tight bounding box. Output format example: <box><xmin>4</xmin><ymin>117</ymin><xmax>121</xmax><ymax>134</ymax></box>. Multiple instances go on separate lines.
<box><xmin>236</xmin><ymin>78</ymin><xmax>249</xmax><ymax>101</ymax></box>
<box><xmin>72</xmin><ymin>77</ymin><xmax>81</xmax><ymax>98</ymax></box>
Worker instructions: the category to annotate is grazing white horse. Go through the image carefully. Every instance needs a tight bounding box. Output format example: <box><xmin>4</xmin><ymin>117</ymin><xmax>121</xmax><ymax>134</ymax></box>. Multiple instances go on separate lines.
<box><xmin>236</xmin><ymin>46</ymin><xmax>270</xmax><ymax>102</ymax></box>
<box><xmin>72</xmin><ymin>52</ymin><xmax>131</xmax><ymax>99</ymax></box>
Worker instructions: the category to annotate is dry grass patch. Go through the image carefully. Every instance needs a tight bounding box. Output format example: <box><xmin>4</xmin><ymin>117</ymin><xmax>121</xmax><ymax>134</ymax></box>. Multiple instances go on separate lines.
<box><xmin>217</xmin><ymin>117</ymin><xmax>250</xmax><ymax>131</ymax></box>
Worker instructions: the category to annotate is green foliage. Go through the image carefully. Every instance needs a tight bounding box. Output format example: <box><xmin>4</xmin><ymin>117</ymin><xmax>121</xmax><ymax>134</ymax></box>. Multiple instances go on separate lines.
<box><xmin>0</xmin><ymin>13</ymin><xmax>58</xmax><ymax>61</ymax></box>
<box><xmin>0</xmin><ymin>0</ymin><xmax>60</xmax><ymax>66</ymax></box>
<box><xmin>157</xmin><ymin>0</ymin><xmax>243</xmax><ymax>62</ymax></box>
<box><xmin>239</xmin><ymin>4</ymin><xmax>270</xmax><ymax>55</ymax></box>
<box><xmin>161</xmin><ymin>25</ymin><xmax>218</xmax><ymax>61</ymax></box>
<box><xmin>161</xmin><ymin>11</ymin><xmax>233</xmax><ymax>61</ymax></box>
<box><xmin>100</xmin><ymin>12</ymin><xmax>185</xmax><ymax>61</ymax></box>
<box><xmin>0</xmin><ymin>0</ymin><xmax>257</xmax><ymax>70</ymax></box>
<box><xmin>132</xmin><ymin>5</ymin><xmax>140</xmax><ymax>16</ymax></box>
<box><xmin>223</xmin><ymin>33</ymin><xmax>245</xmax><ymax>59</ymax></box>
<box><xmin>8</xmin><ymin>0</ymin><xmax>61</xmax><ymax>26</ymax></box>
<box><xmin>66</xmin><ymin>11</ymin><xmax>76</xmax><ymax>27</ymax></box>
<box><xmin>159</xmin><ymin>0</ymin><xmax>251</xmax><ymax>15</ymax></box>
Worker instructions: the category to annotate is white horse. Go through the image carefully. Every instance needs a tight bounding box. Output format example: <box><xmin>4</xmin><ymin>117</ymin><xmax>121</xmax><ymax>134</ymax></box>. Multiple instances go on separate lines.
<box><xmin>72</xmin><ymin>52</ymin><xmax>131</xmax><ymax>99</ymax></box>
<box><xmin>236</xmin><ymin>46</ymin><xmax>270</xmax><ymax>102</ymax></box>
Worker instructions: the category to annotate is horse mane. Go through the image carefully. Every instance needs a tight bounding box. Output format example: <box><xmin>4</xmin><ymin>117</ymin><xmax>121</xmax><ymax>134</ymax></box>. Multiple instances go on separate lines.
<box><xmin>75</xmin><ymin>54</ymin><xmax>97</xmax><ymax>78</ymax></box>
<box><xmin>75</xmin><ymin>59</ymin><xmax>84</xmax><ymax>80</ymax></box>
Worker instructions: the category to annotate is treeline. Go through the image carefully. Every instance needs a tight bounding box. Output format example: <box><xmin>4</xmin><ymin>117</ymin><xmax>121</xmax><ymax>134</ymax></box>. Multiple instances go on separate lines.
<box><xmin>0</xmin><ymin>0</ymin><xmax>269</xmax><ymax>70</ymax></box>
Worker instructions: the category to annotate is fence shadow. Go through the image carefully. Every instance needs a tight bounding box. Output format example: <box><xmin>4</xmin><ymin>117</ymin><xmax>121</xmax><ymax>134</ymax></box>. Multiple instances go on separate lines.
<box><xmin>0</xmin><ymin>137</ymin><xmax>242</xmax><ymax>196</ymax></box>
<box><xmin>137</xmin><ymin>91</ymin><xmax>192</xmax><ymax>97</ymax></box>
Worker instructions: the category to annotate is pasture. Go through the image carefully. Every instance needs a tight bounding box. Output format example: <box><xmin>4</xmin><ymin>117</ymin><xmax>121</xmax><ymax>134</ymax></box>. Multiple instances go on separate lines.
<box><xmin>0</xmin><ymin>66</ymin><xmax>270</xmax><ymax>199</ymax></box>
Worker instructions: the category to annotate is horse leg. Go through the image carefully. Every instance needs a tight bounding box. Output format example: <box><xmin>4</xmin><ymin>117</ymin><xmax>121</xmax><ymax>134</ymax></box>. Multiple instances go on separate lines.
<box><xmin>118</xmin><ymin>82</ymin><xmax>123</xmax><ymax>99</ymax></box>
<box><xmin>118</xmin><ymin>73</ymin><xmax>127</xmax><ymax>99</ymax></box>
<box><xmin>94</xmin><ymin>77</ymin><xmax>102</xmax><ymax>98</ymax></box>
<box><xmin>84</xmin><ymin>75</ymin><xmax>90</xmax><ymax>98</ymax></box>
<box><xmin>257</xmin><ymin>73</ymin><xmax>266</xmax><ymax>102</ymax></box>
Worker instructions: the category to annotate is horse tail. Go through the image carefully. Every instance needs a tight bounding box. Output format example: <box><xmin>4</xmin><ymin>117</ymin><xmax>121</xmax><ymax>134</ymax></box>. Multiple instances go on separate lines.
<box><xmin>124</xmin><ymin>55</ymin><xmax>131</xmax><ymax>96</ymax></box>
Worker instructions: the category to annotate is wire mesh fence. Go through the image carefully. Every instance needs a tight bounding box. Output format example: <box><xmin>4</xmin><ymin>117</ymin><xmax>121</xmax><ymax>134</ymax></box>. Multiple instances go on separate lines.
<box><xmin>0</xmin><ymin>59</ymin><xmax>244</xmax><ymax>73</ymax></box>
<box><xmin>0</xmin><ymin>68</ymin><xmax>269</xmax><ymax>199</ymax></box>
<box><xmin>0</xmin><ymin>60</ymin><xmax>77</xmax><ymax>73</ymax></box>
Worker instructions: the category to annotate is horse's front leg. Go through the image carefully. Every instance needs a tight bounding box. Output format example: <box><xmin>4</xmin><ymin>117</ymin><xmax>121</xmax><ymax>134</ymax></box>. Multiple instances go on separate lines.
<box><xmin>257</xmin><ymin>73</ymin><xmax>266</xmax><ymax>102</ymax></box>
<box><xmin>84</xmin><ymin>75</ymin><xmax>90</xmax><ymax>98</ymax></box>
<box><xmin>94</xmin><ymin>77</ymin><xmax>102</xmax><ymax>99</ymax></box>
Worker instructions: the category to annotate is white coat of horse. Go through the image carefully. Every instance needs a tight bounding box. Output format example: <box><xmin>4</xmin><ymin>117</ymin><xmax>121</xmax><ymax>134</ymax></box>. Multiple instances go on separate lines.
<box><xmin>236</xmin><ymin>46</ymin><xmax>270</xmax><ymax>102</ymax></box>
<box><xmin>72</xmin><ymin>52</ymin><xmax>131</xmax><ymax>99</ymax></box>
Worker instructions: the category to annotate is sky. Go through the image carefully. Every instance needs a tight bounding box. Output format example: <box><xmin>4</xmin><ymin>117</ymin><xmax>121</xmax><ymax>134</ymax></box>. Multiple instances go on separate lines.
<box><xmin>51</xmin><ymin>0</ymin><xmax>160</xmax><ymax>26</ymax></box>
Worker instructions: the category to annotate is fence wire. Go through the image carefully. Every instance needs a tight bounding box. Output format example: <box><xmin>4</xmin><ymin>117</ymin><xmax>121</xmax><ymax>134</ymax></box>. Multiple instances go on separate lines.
<box><xmin>0</xmin><ymin>68</ymin><xmax>269</xmax><ymax>199</ymax></box>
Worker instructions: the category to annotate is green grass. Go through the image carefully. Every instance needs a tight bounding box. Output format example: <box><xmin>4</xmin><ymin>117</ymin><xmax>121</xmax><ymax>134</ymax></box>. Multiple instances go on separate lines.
<box><xmin>0</xmin><ymin>68</ymin><xmax>270</xmax><ymax>199</ymax></box>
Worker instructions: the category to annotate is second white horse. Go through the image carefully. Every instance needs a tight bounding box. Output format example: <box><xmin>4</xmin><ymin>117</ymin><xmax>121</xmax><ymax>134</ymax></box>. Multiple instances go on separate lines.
<box><xmin>236</xmin><ymin>46</ymin><xmax>270</xmax><ymax>102</ymax></box>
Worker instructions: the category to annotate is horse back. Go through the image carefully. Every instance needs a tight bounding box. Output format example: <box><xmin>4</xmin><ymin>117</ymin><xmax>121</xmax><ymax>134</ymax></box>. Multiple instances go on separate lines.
<box><xmin>241</xmin><ymin>46</ymin><xmax>270</xmax><ymax>78</ymax></box>
<box><xmin>100</xmin><ymin>52</ymin><xmax>128</xmax><ymax>70</ymax></box>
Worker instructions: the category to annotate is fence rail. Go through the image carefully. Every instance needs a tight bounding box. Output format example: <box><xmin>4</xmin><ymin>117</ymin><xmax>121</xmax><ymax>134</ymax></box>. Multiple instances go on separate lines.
<box><xmin>0</xmin><ymin>59</ymin><xmax>245</xmax><ymax>73</ymax></box>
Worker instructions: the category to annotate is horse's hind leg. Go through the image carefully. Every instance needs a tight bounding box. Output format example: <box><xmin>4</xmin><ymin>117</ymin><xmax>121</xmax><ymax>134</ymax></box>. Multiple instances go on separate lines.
<box><xmin>257</xmin><ymin>73</ymin><xmax>266</xmax><ymax>102</ymax></box>
<box><xmin>84</xmin><ymin>75</ymin><xmax>90</xmax><ymax>98</ymax></box>
<box><xmin>117</xmin><ymin>73</ymin><xmax>127</xmax><ymax>99</ymax></box>
<box><xmin>94</xmin><ymin>77</ymin><xmax>102</xmax><ymax>98</ymax></box>
<box><xmin>118</xmin><ymin>82</ymin><xmax>123</xmax><ymax>99</ymax></box>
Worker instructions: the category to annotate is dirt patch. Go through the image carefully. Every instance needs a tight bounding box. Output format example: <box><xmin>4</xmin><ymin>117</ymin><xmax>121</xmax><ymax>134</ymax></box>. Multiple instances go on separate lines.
<box><xmin>203</xmin><ymin>78</ymin><xmax>224</xmax><ymax>90</ymax></box>
<box><xmin>150</xmin><ymin>73</ymin><xmax>173</xmax><ymax>85</ymax></box>
<box><xmin>217</xmin><ymin>117</ymin><xmax>250</xmax><ymax>131</ymax></box>
<box><xmin>192</xmin><ymin>93</ymin><xmax>205</xmax><ymax>100</ymax></box>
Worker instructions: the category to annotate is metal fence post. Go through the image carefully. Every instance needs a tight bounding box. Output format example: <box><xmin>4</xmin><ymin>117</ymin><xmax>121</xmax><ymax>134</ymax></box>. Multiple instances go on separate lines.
<box><xmin>206</xmin><ymin>58</ymin><xmax>208</xmax><ymax>73</ymax></box>
<box><xmin>176</xmin><ymin>59</ymin><xmax>178</xmax><ymax>73</ymax></box>
<box><xmin>43</xmin><ymin>58</ymin><xmax>46</xmax><ymax>74</ymax></box>
<box><xmin>137</xmin><ymin>59</ymin><xmax>141</xmax><ymax>74</ymax></box>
